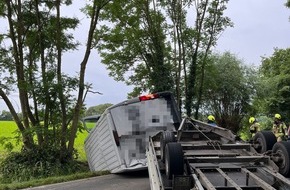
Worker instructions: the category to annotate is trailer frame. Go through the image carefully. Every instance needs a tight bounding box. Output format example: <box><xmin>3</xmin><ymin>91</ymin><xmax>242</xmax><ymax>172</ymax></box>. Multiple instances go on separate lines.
<box><xmin>146</xmin><ymin>117</ymin><xmax>290</xmax><ymax>190</ymax></box>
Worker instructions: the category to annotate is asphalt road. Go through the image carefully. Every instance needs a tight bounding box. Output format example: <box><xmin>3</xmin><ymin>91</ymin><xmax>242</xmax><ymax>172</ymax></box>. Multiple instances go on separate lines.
<box><xmin>22</xmin><ymin>171</ymin><xmax>150</xmax><ymax>190</ymax></box>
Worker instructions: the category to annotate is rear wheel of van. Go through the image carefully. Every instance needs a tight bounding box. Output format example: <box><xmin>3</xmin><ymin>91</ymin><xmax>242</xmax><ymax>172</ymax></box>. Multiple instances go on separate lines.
<box><xmin>165</xmin><ymin>142</ymin><xmax>184</xmax><ymax>179</ymax></box>
<box><xmin>253</xmin><ymin>131</ymin><xmax>277</xmax><ymax>153</ymax></box>
<box><xmin>160</xmin><ymin>131</ymin><xmax>176</xmax><ymax>162</ymax></box>
<box><xmin>272</xmin><ymin>141</ymin><xmax>290</xmax><ymax>177</ymax></box>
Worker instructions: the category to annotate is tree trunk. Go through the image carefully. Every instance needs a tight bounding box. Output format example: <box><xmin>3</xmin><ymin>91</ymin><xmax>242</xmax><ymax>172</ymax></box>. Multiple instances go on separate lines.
<box><xmin>185</xmin><ymin>0</ymin><xmax>208</xmax><ymax>118</ymax></box>
<box><xmin>0</xmin><ymin>89</ymin><xmax>34</xmax><ymax>149</ymax></box>
<box><xmin>5</xmin><ymin>0</ymin><xmax>34</xmax><ymax>148</ymax></box>
<box><xmin>68</xmin><ymin>0</ymin><xmax>110</xmax><ymax>157</ymax></box>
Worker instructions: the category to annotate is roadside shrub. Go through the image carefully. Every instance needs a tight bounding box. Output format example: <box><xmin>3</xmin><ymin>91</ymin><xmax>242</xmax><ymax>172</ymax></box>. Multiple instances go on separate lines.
<box><xmin>0</xmin><ymin>146</ymin><xmax>89</xmax><ymax>183</ymax></box>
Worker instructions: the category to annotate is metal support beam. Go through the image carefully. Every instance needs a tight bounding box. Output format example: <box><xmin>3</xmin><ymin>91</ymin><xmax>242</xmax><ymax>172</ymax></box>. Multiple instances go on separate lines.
<box><xmin>188</xmin><ymin>155</ymin><xmax>269</xmax><ymax>163</ymax></box>
<box><xmin>241</xmin><ymin>168</ymin><xmax>276</xmax><ymax>190</ymax></box>
<box><xmin>216</xmin><ymin>168</ymin><xmax>243</xmax><ymax>190</ymax></box>
<box><xmin>147</xmin><ymin>137</ymin><xmax>164</xmax><ymax>190</ymax></box>
<box><xmin>195</xmin><ymin>169</ymin><xmax>216</xmax><ymax>190</ymax></box>
<box><xmin>260</xmin><ymin>167</ymin><xmax>290</xmax><ymax>186</ymax></box>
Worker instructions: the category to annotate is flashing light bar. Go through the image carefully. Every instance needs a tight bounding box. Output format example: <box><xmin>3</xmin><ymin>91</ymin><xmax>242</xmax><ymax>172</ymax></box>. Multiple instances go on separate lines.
<box><xmin>139</xmin><ymin>93</ymin><xmax>159</xmax><ymax>101</ymax></box>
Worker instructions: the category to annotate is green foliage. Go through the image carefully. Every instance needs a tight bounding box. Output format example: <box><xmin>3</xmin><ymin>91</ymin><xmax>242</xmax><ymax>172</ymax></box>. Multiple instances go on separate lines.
<box><xmin>286</xmin><ymin>0</ymin><xmax>290</xmax><ymax>8</ymax></box>
<box><xmin>96</xmin><ymin>0</ymin><xmax>176</xmax><ymax>95</ymax></box>
<box><xmin>201</xmin><ymin>52</ymin><xmax>257</xmax><ymax>133</ymax></box>
<box><xmin>0</xmin><ymin>111</ymin><xmax>13</xmax><ymax>121</ymax></box>
<box><xmin>0</xmin><ymin>121</ymin><xmax>21</xmax><ymax>155</ymax></box>
<box><xmin>258</xmin><ymin>48</ymin><xmax>290</xmax><ymax>122</ymax></box>
<box><xmin>85</xmin><ymin>103</ymin><xmax>113</xmax><ymax>116</ymax></box>
<box><xmin>257</xmin><ymin>116</ymin><xmax>273</xmax><ymax>131</ymax></box>
<box><xmin>0</xmin><ymin>121</ymin><xmax>89</xmax><ymax>162</ymax></box>
<box><xmin>0</xmin><ymin>137</ymin><xmax>14</xmax><ymax>152</ymax></box>
<box><xmin>0</xmin><ymin>0</ymin><xmax>84</xmax><ymax>153</ymax></box>
<box><xmin>0</xmin><ymin>146</ymin><xmax>87</xmax><ymax>183</ymax></box>
<box><xmin>238</xmin><ymin>115</ymin><xmax>273</xmax><ymax>141</ymax></box>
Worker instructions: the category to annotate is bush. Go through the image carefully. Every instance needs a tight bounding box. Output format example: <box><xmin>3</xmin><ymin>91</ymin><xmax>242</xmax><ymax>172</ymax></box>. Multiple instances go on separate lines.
<box><xmin>0</xmin><ymin>146</ymin><xmax>89</xmax><ymax>183</ymax></box>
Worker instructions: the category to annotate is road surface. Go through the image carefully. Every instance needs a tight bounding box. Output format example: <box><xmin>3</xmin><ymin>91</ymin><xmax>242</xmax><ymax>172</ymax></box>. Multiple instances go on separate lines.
<box><xmin>23</xmin><ymin>171</ymin><xmax>150</xmax><ymax>190</ymax></box>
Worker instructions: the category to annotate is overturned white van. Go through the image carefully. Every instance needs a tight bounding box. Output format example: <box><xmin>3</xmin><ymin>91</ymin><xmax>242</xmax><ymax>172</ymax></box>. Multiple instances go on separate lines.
<box><xmin>84</xmin><ymin>91</ymin><xmax>181</xmax><ymax>173</ymax></box>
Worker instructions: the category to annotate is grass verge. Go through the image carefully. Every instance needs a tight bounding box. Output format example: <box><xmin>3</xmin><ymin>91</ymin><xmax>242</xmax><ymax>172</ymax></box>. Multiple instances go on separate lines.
<box><xmin>0</xmin><ymin>171</ymin><xmax>110</xmax><ymax>190</ymax></box>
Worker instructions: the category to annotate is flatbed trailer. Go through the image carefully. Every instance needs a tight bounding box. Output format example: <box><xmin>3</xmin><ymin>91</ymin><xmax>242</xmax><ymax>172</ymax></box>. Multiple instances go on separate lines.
<box><xmin>147</xmin><ymin>117</ymin><xmax>290</xmax><ymax>190</ymax></box>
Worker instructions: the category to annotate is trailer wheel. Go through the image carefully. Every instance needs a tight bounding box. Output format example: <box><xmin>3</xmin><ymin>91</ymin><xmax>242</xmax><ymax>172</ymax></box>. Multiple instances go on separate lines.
<box><xmin>253</xmin><ymin>131</ymin><xmax>277</xmax><ymax>153</ymax></box>
<box><xmin>160</xmin><ymin>131</ymin><xmax>176</xmax><ymax>162</ymax></box>
<box><xmin>165</xmin><ymin>142</ymin><xmax>184</xmax><ymax>179</ymax></box>
<box><xmin>272</xmin><ymin>142</ymin><xmax>290</xmax><ymax>177</ymax></box>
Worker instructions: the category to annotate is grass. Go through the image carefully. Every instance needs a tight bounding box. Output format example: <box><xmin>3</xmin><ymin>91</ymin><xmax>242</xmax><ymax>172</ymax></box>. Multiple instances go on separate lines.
<box><xmin>0</xmin><ymin>121</ymin><xmax>108</xmax><ymax>190</ymax></box>
<box><xmin>0</xmin><ymin>171</ymin><xmax>110</xmax><ymax>190</ymax></box>
<box><xmin>0</xmin><ymin>121</ymin><xmax>96</xmax><ymax>161</ymax></box>
<box><xmin>0</xmin><ymin>121</ymin><xmax>21</xmax><ymax>161</ymax></box>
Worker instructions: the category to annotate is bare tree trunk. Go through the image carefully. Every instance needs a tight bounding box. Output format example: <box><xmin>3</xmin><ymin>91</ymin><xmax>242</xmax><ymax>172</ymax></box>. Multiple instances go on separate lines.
<box><xmin>54</xmin><ymin>0</ymin><xmax>69</xmax><ymax>160</ymax></box>
<box><xmin>33</xmin><ymin>0</ymin><xmax>45</xmax><ymax>145</ymax></box>
<box><xmin>33</xmin><ymin>0</ymin><xmax>51</xmax><ymax>145</ymax></box>
<box><xmin>5</xmin><ymin>0</ymin><xmax>34</xmax><ymax>149</ymax></box>
<box><xmin>194</xmin><ymin>0</ymin><xmax>221</xmax><ymax>119</ymax></box>
<box><xmin>0</xmin><ymin>89</ymin><xmax>34</xmax><ymax>148</ymax></box>
<box><xmin>68</xmin><ymin>0</ymin><xmax>111</xmax><ymax>157</ymax></box>
<box><xmin>28</xmin><ymin>47</ymin><xmax>43</xmax><ymax>145</ymax></box>
<box><xmin>173</xmin><ymin>1</ymin><xmax>183</xmax><ymax>112</ymax></box>
<box><xmin>185</xmin><ymin>0</ymin><xmax>209</xmax><ymax>118</ymax></box>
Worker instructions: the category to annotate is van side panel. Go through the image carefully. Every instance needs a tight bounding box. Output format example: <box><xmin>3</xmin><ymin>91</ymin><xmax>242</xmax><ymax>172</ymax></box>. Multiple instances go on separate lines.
<box><xmin>84</xmin><ymin>91</ymin><xmax>181</xmax><ymax>173</ymax></box>
<box><xmin>85</xmin><ymin>112</ymin><xmax>122</xmax><ymax>172</ymax></box>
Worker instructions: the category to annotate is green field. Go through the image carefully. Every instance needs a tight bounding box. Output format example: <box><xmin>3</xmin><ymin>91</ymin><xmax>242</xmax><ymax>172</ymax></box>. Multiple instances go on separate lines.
<box><xmin>0</xmin><ymin>121</ymin><xmax>97</xmax><ymax>162</ymax></box>
<box><xmin>0</xmin><ymin>121</ymin><xmax>108</xmax><ymax>189</ymax></box>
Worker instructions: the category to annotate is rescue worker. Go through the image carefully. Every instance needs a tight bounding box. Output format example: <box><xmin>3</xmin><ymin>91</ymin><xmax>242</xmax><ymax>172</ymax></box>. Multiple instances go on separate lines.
<box><xmin>272</xmin><ymin>113</ymin><xmax>288</xmax><ymax>142</ymax></box>
<box><xmin>288</xmin><ymin>123</ymin><xmax>290</xmax><ymax>141</ymax></box>
<box><xmin>207</xmin><ymin>115</ymin><xmax>217</xmax><ymax>127</ymax></box>
<box><xmin>249</xmin><ymin>117</ymin><xmax>261</xmax><ymax>138</ymax></box>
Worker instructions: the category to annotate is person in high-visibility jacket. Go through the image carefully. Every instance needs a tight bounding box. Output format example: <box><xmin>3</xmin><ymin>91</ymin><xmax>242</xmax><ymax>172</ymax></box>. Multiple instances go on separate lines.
<box><xmin>249</xmin><ymin>117</ymin><xmax>261</xmax><ymax>138</ymax></box>
<box><xmin>272</xmin><ymin>113</ymin><xmax>288</xmax><ymax>142</ymax></box>
<box><xmin>207</xmin><ymin>115</ymin><xmax>217</xmax><ymax>127</ymax></box>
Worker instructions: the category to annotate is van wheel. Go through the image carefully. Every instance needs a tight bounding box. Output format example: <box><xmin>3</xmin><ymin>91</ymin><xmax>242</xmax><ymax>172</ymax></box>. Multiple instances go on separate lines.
<box><xmin>253</xmin><ymin>131</ymin><xmax>277</xmax><ymax>153</ymax></box>
<box><xmin>165</xmin><ymin>143</ymin><xmax>184</xmax><ymax>179</ymax></box>
<box><xmin>160</xmin><ymin>131</ymin><xmax>176</xmax><ymax>162</ymax></box>
<box><xmin>272</xmin><ymin>142</ymin><xmax>290</xmax><ymax>177</ymax></box>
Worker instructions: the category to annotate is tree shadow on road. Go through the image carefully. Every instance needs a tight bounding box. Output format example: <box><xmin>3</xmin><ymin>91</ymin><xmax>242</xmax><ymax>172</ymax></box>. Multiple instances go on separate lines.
<box><xmin>115</xmin><ymin>170</ymin><xmax>149</xmax><ymax>178</ymax></box>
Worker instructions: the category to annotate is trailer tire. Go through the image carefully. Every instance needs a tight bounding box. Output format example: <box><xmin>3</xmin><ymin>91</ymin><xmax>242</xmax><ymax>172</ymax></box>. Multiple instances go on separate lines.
<box><xmin>165</xmin><ymin>142</ymin><xmax>184</xmax><ymax>179</ymax></box>
<box><xmin>272</xmin><ymin>141</ymin><xmax>290</xmax><ymax>177</ymax></box>
<box><xmin>160</xmin><ymin>131</ymin><xmax>176</xmax><ymax>162</ymax></box>
<box><xmin>253</xmin><ymin>131</ymin><xmax>277</xmax><ymax>153</ymax></box>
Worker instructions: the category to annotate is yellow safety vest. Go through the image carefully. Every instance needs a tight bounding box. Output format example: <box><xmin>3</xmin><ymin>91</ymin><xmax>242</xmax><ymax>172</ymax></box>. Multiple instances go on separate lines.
<box><xmin>272</xmin><ymin>122</ymin><xmax>287</xmax><ymax>138</ymax></box>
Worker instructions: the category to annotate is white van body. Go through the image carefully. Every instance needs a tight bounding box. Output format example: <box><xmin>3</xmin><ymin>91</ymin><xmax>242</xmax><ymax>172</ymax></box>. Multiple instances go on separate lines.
<box><xmin>84</xmin><ymin>92</ymin><xmax>181</xmax><ymax>173</ymax></box>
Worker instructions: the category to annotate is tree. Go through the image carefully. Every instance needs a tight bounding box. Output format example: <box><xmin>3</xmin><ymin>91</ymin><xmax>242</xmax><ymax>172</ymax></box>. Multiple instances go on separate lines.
<box><xmin>0</xmin><ymin>110</ymin><xmax>13</xmax><ymax>121</ymax></box>
<box><xmin>185</xmin><ymin>0</ymin><xmax>232</xmax><ymax>118</ymax></box>
<box><xmin>67</xmin><ymin>0</ymin><xmax>111</xmax><ymax>158</ymax></box>
<box><xmin>161</xmin><ymin>0</ymin><xmax>190</xmax><ymax>110</ymax></box>
<box><xmin>0</xmin><ymin>0</ymin><xmax>110</xmax><ymax>161</ymax></box>
<box><xmin>201</xmin><ymin>52</ymin><xmax>257</xmax><ymax>133</ymax></box>
<box><xmin>85</xmin><ymin>103</ymin><xmax>113</xmax><ymax>116</ymax></box>
<box><xmin>259</xmin><ymin>48</ymin><xmax>290</xmax><ymax>122</ymax></box>
<box><xmin>96</xmin><ymin>0</ymin><xmax>174</xmax><ymax>97</ymax></box>
<box><xmin>286</xmin><ymin>0</ymin><xmax>290</xmax><ymax>8</ymax></box>
<box><xmin>95</xmin><ymin>0</ymin><xmax>232</xmax><ymax>117</ymax></box>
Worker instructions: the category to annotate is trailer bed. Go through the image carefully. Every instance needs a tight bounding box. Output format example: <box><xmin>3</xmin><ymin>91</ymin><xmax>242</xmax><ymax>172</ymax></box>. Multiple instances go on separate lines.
<box><xmin>147</xmin><ymin>118</ymin><xmax>290</xmax><ymax>190</ymax></box>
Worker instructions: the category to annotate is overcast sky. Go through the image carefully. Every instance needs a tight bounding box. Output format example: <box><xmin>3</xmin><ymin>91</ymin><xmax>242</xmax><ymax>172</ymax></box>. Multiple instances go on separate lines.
<box><xmin>1</xmin><ymin>0</ymin><xmax>290</xmax><ymax>112</ymax></box>
<box><xmin>216</xmin><ymin>0</ymin><xmax>290</xmax><ymax>65</ymax></box>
